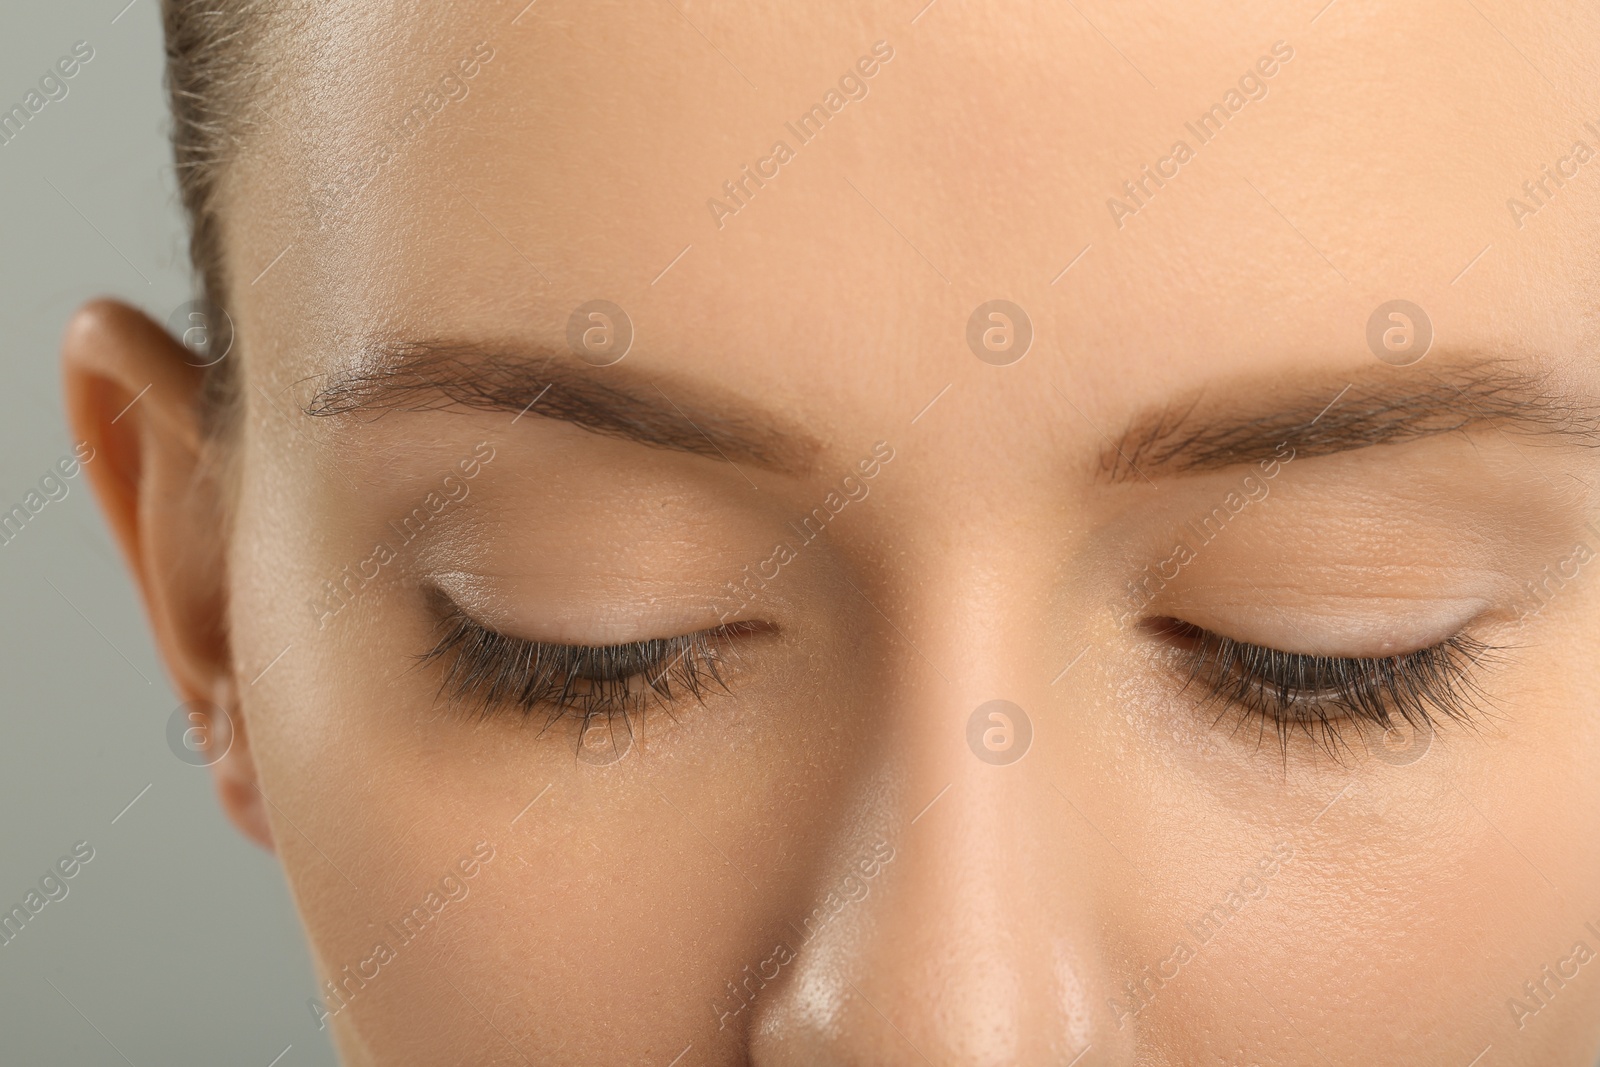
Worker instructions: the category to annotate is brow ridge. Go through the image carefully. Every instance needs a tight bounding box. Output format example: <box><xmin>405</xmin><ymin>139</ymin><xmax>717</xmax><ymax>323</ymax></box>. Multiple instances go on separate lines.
<box><xmin>302</xmin><ymin>339</ymin><xmax>818</xmax><ymax>474</ymax></box>
<box><xmin>1101</xmin><ymin>360</ymin><xmax>1599</xmax><ymax>482</ymax></box>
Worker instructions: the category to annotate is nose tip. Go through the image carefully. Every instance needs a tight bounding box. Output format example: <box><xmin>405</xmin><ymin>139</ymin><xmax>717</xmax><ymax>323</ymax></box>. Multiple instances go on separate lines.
<box><xmin>744</xmin><ymin>770</ymin><xmax>1135</xmax><ymax>1067</ymax></box>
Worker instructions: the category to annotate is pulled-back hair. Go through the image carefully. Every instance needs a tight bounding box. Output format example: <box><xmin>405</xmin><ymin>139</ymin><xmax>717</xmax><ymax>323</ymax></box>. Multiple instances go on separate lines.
<box><xmin>161</xmin><ymin>0</ymin><xmax>280</xmax><ymax>430</ymax></box>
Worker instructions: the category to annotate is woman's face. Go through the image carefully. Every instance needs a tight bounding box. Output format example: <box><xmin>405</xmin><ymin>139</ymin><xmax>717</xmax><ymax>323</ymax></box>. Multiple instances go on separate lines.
<box><xmin>73</xmin><ymin>0</ymin><xmax>1600</xmax><ymax>1063</ymax></box>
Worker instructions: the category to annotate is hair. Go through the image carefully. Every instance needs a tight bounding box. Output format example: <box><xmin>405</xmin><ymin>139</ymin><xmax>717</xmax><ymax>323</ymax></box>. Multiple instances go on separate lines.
<box><xmin>161</xmin><ymin>0</ymin><xmax>280</xmax><ymax>434</ymax></box>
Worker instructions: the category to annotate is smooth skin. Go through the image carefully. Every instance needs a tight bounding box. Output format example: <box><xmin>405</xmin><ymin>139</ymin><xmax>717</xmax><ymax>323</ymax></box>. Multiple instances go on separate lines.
<box><xmin>62</xmin><ymin>0</ymin><xmax>1600</xmax><ymax>1063</ymax></box>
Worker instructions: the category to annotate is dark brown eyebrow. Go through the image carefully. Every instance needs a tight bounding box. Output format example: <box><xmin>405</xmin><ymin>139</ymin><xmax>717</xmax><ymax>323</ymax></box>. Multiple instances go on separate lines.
<box><xmin>1100</xmin><ymin>359</ymin><xmax>1600</xmax><ymax>483</ymax></box>
<box><xmin>302</xmin><ymin>339</ymin><xmax>820</xmax><ymax>476</ymax></box>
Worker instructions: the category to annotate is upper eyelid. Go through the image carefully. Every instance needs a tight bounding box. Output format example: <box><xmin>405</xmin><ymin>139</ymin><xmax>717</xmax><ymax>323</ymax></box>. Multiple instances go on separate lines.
<box><xmin>1155</xmin><ymin>616</ymin><xmax>1488</xmax><ymax>679</ymax></box>
<box><xmin>446</xmin><ymin>610</ymin><xmax>765</xmax><ymax>654</ymax></box>
<box><xmin>421</xmin><ymin>583</ymin><xmax>748</xmax><ymax>651</ymax></box>
<box><xmin>457</xmin><ymin>614</ymin><xmax>681</xmax><ymax>655</ymax></box>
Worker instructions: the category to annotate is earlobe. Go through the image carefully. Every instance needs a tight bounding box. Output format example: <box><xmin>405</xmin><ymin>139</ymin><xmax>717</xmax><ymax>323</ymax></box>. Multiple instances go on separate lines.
<box><xmin>60</xmin><ymin>299</ymin><xmax>271</xmax><ymax>852</ymax></box>
<box><xmin>204</xmin><ymin>675</ymin><xmax>275</xmax><ymax>851</ymax></box>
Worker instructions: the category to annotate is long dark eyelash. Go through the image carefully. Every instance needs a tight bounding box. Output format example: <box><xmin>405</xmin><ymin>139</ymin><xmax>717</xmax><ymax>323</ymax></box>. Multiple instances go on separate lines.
<box><xmin>416</xmin><ymin>605</ymin><xmax>754</xmax><ymax>742</ymax></box>
<box><xmin>1151</xmin><ymin>618</ymin><xmax>1498</xmax><ymax>760</ymax></box>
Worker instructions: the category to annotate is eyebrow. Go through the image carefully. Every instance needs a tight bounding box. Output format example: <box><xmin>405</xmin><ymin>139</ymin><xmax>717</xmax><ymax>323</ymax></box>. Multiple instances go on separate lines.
<box><xmin>1100</xmin><ymin>359</ymin><xmax>1600</xmax><ymax>483</ymax></box>
<box><xmin>302</xmin><ymin>339</ymin><xmax>820</xmax><ymax>475</ymax></box>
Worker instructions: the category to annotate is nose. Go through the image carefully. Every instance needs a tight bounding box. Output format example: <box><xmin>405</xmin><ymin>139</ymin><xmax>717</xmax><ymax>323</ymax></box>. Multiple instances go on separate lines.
<box><xmin>744</xmin><ymin>614</ymin><xmax>1136</xmax><ymax>1066</ymax></box>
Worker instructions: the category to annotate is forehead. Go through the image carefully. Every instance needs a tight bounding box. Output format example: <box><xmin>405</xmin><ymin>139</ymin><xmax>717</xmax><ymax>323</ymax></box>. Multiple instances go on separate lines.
<box><xmin>229</xmin><ymin>0</ymin><xmax>1600</xmax><ymax>400</ymax></box>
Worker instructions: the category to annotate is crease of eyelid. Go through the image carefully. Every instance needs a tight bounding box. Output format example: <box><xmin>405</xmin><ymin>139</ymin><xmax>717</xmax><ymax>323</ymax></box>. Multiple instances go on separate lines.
<box><xmin>1145</xmin><ymin>616</ymin><xmax>1501</xmax><ymax>763</ymax></box>
<box><xmin>1100</xmin><ymin>358</ymin><xmax>1600</xmax><ymax>483</ymax></box>
<box><xmin>294</xmin><ymin>341</ymin><xmax>821</xmax><ymax>476</ymax></box>
<box><xmin>413</xmin><ymin>603</ymin><xmax>770</xmax><ymax>743</ymax></box>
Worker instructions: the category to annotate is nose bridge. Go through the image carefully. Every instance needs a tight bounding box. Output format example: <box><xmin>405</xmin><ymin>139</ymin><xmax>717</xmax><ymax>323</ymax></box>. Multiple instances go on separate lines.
<box><xmin>748</xmin><ymin>546</ymin><xmax>1134</xmax><ymax>1065</ymax></box>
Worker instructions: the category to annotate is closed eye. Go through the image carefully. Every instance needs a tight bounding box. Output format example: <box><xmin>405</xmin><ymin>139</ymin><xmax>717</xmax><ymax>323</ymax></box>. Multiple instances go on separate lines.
<box><xmin>1147</xmin><ymin>617</ymin><xmax>1498</xmax><ymax>759</ymax></box>
<box><xmin>416</xmin><ymin>600</ymin><xmax>767</xmax><ymax>742</ymax></box>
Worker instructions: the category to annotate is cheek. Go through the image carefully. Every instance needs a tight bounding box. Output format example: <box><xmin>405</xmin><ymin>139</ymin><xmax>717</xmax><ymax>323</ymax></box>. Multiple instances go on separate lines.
<box><xmin>1099</xmin><ymin>632</ymin><xmax>1600</xmax><ymax>1059</ymax></box>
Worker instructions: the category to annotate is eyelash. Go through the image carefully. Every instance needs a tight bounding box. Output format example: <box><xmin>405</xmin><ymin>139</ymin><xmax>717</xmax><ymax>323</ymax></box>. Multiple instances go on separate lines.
<box><xmin>1151</xmin><ymin>618</ymin><xmax>1497</xmax><ymax>759</ymax></box>
<box><xmin>417</xmin><ymin>604</ymin><xmax>756</xmax><ymax>738</ymax></box>
<box><xmin>419</xmin><ymin>601</ymin><xmax>1496</xmax><ymax>761</ymax></box>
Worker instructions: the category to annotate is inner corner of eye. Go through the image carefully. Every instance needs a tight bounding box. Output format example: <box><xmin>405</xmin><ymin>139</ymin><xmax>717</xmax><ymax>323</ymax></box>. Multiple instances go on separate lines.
<box><xmin>420</xmin><ymin>577</ymin><xmax>474</xmax><ymax>614</ymax></box>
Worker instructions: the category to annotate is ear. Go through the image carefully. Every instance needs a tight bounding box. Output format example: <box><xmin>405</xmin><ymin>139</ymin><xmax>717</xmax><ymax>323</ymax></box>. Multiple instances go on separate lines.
<box><xmin>61</xmin><ymin>299</ymin><xmax>273</xmax><ymax>851</ymax></box>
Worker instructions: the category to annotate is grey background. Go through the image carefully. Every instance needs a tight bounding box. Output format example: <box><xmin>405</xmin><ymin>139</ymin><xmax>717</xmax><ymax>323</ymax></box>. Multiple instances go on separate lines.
<box><xmin>0</xmin><ymin>3</ymin><xmax>336</xmax><ymax>1063</ymax></box>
